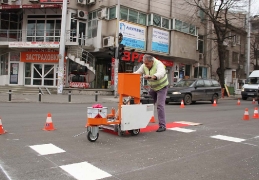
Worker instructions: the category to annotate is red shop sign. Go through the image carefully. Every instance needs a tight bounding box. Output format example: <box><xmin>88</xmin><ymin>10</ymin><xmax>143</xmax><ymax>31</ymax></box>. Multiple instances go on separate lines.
<box><xmin>121</xmin><ymin>51</ymin><xmax>173</xmax><ymax>67</ymax></box>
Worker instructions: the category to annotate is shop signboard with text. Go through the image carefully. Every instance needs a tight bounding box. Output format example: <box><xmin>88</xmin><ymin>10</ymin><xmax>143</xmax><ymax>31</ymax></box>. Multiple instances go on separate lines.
<box><xmin>152</xmin><ymin>28</ymin><xmax>169</xmax><ymax>54</ymax></box>
<box><xmin>20</xmin><ymin>52</ymin><xmax>65</xmax><ymax>63</ymax></box>
<box><xmin>119</xmin><ymin>21</ymin><xmax>146</xmax><ymax>50</ymax></box>
<box><xmin>9</xmin><ymin>42</ymin><xmax>59</xmax><ymax>48</ymax></box>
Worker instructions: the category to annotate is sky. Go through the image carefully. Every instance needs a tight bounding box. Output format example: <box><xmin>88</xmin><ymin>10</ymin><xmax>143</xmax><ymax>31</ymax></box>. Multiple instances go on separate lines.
<box><xmin>251</xmin><ymin>0</ymin><xmax>259</xmax><ymax>15</ymax></box>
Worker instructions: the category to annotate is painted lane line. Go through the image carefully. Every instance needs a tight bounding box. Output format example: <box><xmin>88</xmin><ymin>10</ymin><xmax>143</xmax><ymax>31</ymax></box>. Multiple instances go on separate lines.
<box><xmin>0</xmin><ymin>163</ymin><xmax>12</xmax><ymax>180</ymax></box>
<box><xmin>211</xmin><ymin>135</ymin><xmax>246</xmax><ymax>143</ymax></box>
<box><xmin>60</xmin><ymin>162</ymin><xmax>112</xmax><ymax>180</ymax></box>
<box><xmin>167</xmin><ymin>127</ymin><xmax>196</xmax><ymax>133</ymax></box>
<box><xmin>29</xmin><ymin>143</ymin><xmax>65</xmax><ymax>155</ymax></box>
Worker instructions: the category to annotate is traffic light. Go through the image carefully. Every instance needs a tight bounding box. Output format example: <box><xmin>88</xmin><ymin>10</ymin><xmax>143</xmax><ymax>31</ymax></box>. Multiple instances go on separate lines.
<box><xmin>118</xmin><ymin>43</ymin><xmax>125</xmax><ymax>60</ymax></box>
<box><xmin>118</xmin><ymin>33</ymin><xmax>123</xmax><ymax>44</ymax></box>
<box><xmin>108</xmin><ymin>47</ymin><xmax>116</xmax><ymax>58</ymax></box>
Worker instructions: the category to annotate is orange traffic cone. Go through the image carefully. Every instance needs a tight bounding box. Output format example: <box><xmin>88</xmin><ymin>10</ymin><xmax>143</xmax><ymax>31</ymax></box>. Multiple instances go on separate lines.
<box><xmin>43</xmin><ymin>113</ymin><xmax>55</xmax><ymax>131</ymax></box>
<box><xmin>180</xmin><ymin>100</ymin><xmax>185</xmax><ymax>108</ymax></box>
<box><xmin>212</xmin><ymin>99</ymin><xmax>217</xmax><ymax>106</ymax></box>
<box><xmin>0</xmin><ymin>117</ymin><xmax>7</xmax><ymax>135</ymax></box>
<box><xmin>243</xmin><ymin>108</ymin><xmax>250</xmax><ymax>120</ymax></box>
<box><xmin>237</xmin><ymin>99</ymin><xmax>241</xmax><ymax>105</ymax></box>
<box><xmin>149</xmin><ymin>116</ymin><xmax>156</xmax><ymax>123</ymax></box>
<box><xmin>252</xmin><ymin>98</ymin><xmax>256</xmax><ymax>104</ymax></box>
<box><xmin>253</xmin><ymin>107</ymin><xmax>259</xmax><ymax>119</ymax></box>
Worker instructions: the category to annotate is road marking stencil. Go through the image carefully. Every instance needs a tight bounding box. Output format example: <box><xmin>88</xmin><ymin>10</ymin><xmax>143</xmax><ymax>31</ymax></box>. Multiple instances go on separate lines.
<box><xmin>211</xmin><ymin>135</ymin><xmax>246</xmax><ymax>143</ymax></box>
<box><xmin>29</xmin><ymin>143</ymin><xmax>65</xmax><ymax>155</ymax></box>
<box><xmin>60</xmin><ymin>162</ymin><xmax>112</xmax><ymax>180</ymax></box>
<box><xmin>167</xmin><ymin>127</ymin><xmax>196</xmax><ymax>133</ymax></box>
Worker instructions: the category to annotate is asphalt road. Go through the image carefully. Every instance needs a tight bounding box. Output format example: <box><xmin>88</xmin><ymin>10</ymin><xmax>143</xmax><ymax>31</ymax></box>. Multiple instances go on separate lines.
<box><xmin>1</xmin><ymin>99</ymin><xmax>259</xmax><ymax>180</ymax></box>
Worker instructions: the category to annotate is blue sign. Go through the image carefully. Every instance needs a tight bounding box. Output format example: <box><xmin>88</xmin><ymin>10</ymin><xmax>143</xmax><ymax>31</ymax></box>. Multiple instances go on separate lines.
<box><xmin>119</xmin><ymin>21</ymin><xmax>146</xmax><ymax>50</ymax></box>
<box><xmin>152</xmin><ymin>28</ymin><xmax>169</xmax><ymax>53</ymax></box>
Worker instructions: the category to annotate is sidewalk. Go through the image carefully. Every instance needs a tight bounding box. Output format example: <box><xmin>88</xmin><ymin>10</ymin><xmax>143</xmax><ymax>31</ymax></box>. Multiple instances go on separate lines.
<box><xmin>0</xmin><ymin>93</ymin><xmax>120</xmax><ymax>103</ymax></box>
<box><xmin>0</xmin><ymin>93</ymin><xmax>241</xmax><ymax>103</ymax></box>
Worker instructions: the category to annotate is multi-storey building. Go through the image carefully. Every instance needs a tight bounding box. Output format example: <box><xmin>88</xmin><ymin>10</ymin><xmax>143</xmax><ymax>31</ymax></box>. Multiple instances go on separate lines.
<box><xmin>0</xmin><ymin>0</ymin><xmax>248</xmax><ymax>92</ymax></box>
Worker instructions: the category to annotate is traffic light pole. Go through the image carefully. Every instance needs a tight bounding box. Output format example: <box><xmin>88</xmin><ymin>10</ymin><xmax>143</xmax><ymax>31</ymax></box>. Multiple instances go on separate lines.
<box><xmin>114</xmin><ymin>0</ymin><xmax>120</xmax><ymax>98</ymax></box>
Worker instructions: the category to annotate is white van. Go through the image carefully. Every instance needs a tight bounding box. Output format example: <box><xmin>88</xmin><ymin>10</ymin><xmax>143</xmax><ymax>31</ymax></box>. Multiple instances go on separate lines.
<box><xmin>241</xmin><ymin>70</ymin><xmax>259</xmax><ymax>100</ymax></box>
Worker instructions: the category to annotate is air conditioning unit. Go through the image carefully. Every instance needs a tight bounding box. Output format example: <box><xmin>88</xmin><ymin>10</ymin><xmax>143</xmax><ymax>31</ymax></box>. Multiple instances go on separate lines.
<box><xmin>77</xmin><ymin>0</ymin><xmax>86</xmax><ymax>5</ymax></box>
<box><xmin>29</xmin><ymin>0</ymin><xmax>39</xmax><ymax>2</ymax></box>
<box><xmin>87</xmin><ymin>0</ymin><xmax>95</xmax><ymax>5</ymax></box>
<box><xmin>103</xmin><ymin>36</ymin><xmax>114</xmax><ymax>47</ymax></box>
<box><xmin>1</xmin><ymin>0</ymin><xmax>8</xmax><ymax>4</ymax></box>
<box><xmin>97</xmin><ymin>8</ymin><xmax>107</xmax><ymax>19</ymax></box>
<box><xmin>199</xmin><ymin>53</ymin><xmax>203</xmax><ymax>60</ymax></box>
<box><xmin>77</xmin><ymin>10</ymin><xmax>88</xmax><ymax>20</ymax></box>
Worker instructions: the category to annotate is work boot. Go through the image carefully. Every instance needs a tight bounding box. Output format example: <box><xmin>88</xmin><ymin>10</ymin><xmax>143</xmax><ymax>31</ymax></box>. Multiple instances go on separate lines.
<box><xmin>156</xmin><ymin>126</ymin><xmax>166</xmax><ymax>132</ymax></box>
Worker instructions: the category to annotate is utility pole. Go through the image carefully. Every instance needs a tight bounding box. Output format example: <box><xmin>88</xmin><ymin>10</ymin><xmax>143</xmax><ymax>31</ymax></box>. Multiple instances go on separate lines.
<box><xmin>57</xmin><ymin>0</ymin><xmax>67</xmax><ymax>94</ymax></box>
<box><xmin>247</xmin><ymin>0</ymin><xmax>251</xmax><ymax>78</ymax></box>
<box><xmin>114</xmin><ymin>0</ymin><xmax>120</xmax><ymax>98</ymax></box>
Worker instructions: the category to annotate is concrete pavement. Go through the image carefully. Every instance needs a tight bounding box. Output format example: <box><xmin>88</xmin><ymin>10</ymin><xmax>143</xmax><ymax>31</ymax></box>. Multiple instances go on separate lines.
<box><xmin>0</xmin><ymin>92</ymin><xmax>242</xmax><ymax>103</ymax></box>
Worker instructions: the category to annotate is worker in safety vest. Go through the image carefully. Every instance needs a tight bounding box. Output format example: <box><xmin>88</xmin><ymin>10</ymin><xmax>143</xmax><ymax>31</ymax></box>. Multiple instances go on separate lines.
<box><xmin>135</xmin><ymin>54</ymin><xmax>168</xmax><ymax>132</ymax></box>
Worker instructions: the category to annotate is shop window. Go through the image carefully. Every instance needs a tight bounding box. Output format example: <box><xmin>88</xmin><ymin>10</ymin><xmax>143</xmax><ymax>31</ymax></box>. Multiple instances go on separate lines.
<box><xmin>109</xmin><ymin>6</ymin><xmax>116</xmax><ymax>19</ymax></box>
<box><xmin>129</xmin><ymin>9</ymin><xmax>138</xmax><ymax>23</ymax></box>
<box><xmin>0</xmin><ymin>53</ymin><xmax>8</xmax><ymax>75</ymax></box>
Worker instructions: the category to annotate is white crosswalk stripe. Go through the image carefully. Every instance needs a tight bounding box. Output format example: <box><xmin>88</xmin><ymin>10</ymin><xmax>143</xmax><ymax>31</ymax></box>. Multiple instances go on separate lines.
<box><xmin>211</xmin><ymin>135</ymin><xmax>246</xmax><ymax>143</ymax></box>
<box><xmin>167</xmin><ymin>127</ymin><xmax>196</xmax><ymax>133</ymax></box>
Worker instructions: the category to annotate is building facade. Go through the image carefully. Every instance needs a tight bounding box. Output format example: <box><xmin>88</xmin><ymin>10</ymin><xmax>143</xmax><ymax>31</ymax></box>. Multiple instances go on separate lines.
<box><xmin>0</xmin><ymin>0</ymin><xmax>248</xmax><ymax>92</ymax></box>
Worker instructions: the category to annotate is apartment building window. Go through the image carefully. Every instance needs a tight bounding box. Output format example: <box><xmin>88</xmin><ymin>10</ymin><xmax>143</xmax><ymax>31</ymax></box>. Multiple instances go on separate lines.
<box><xmin>0</xmin><ymin>53</ymin><xmax>8</xmax><ymax>75</ymax></box>
<box><xmin>1</xmin><ymin>13</ymin><xmax>22</xmax><ymax>40</ymax></box>
<box><xmin>232</xmin><ymin>52</ymin><xmax>239</xmax><ymax>63</ymax></box>
<box><xmin>232</xmin><ymin>34</ymin><xmax>240</xmax><ymax>45</ymax></box>
<box><xmin>109</xmin><ymin>6</ymin><xmax>116</xmax><ymax>19</ymax></box>
<box><xmin>120</xmin><ymin>7</ymin><xmax>147</xmax><ymax>25</ymax></box>
<box><xmin>27</xmin><ymin>15</ymin><xmax>62</xmax><ymax>42</ymax></box>
<box><xmin>88</xmin><ymin>10</ymin><xmax>99</xmax><ymax>38</ymax></box>
<box><xmin>198</xmin><ymin>35</ymin><xmax>204</xmax><ymax>53</ymax></box>
<box><xmin>173</xmin><ymin>19</ymin><xmax>196</xmax><ymax>35</ymax></box>
<box><xmin>149</xmin><ymin>14</ymin><xmax>170</xmax><ymax>29</ymax></box>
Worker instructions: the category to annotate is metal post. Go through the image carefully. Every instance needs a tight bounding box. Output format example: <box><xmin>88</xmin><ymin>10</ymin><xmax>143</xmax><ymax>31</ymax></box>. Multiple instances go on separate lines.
<box><xmin>8</xmin><ymin>90</ymin><xmax>12</xmax><ymax>102</ymax></box>
<box><xmin>57</xmin><ymin>0</ymin><xmax>68</xmax><ymax>94</ymax></box>
<box><xmin>114</xmin><ymin>0</ymin><xmax>120</xmax><ymax>98</ymax></box>
<box><xmin>68</xmin><ymin>90</ymin><xmax>71</xmax><ymax>102</ymax></box>
<box><xmin>38</xmin><ymin>89</ymin><xmax>41</xmax><ymax>102</ymax></box>
<box><xmin>247</xmin><ymin>0</ymin><xmax>251</xmax><ymax>78</ymax></box>
<box><xmin>95</xmin><ymin>91</ymin><xmax>98</xmax><ymax>102</ymax></box>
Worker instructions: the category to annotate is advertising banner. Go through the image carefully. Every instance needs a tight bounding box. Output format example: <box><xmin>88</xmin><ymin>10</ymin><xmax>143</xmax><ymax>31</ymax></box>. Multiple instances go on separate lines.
<box><xmin>152</xmin><ymin>28</ymin><xmax>169</xmax><ymax>53</ymax></box>
<box><xmin>119</xmin><ymin>21</ymin><xmax>146</xmax><ymax>50</ymax></box>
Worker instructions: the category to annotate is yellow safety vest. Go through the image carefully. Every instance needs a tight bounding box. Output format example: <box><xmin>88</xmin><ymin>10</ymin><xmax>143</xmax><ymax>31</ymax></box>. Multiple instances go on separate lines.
<box><xmin>143</xmin><ymin>59</ymin><xmax>168</xmax><ymax>91</ymax></box>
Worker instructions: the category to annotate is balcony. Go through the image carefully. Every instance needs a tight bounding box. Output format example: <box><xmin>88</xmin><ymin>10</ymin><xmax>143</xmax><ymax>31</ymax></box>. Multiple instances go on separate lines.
<box><xmin>0</xmin><ymin>29</ymin><xmax>94</xmax><ymax>49</ymax></box>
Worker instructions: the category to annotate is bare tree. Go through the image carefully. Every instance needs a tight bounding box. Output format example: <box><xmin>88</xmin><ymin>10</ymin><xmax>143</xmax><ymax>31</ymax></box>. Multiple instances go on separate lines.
<box><xmin>185</xmin><ymin>0</ymin><xmax>247</xmax><ymax>88</ymax></box>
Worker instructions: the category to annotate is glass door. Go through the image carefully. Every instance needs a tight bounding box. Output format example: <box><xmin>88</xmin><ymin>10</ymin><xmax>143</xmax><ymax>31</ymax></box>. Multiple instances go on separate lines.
<box><xmin>31</xmin><ymin>64</ymin><xmax>56</xmax><ymax>86</ymax></box>
<box><xmin>78</xmin><ymin>22</ymin><xmax>86</xmax><ymax>45</ymax></box>
<box><xmin>10</xmin><ymin>63</ymin><xmax>19</xmax><ymax>84</ymax></box>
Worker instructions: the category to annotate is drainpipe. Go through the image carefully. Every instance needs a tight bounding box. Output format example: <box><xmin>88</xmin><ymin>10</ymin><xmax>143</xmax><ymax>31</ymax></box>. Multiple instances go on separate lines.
<box><xmin>148</xmin><ymin>0</ymin><xmax>150</xmax><ymax>13</ymax></box>
<box><xmin>170</xmin><ymin>0</ymin><xmax>172</xmax><ymax>18</ymax></box>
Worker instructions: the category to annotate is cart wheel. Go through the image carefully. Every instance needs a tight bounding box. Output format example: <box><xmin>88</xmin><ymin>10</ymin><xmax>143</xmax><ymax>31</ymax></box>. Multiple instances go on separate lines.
<box><xmin>87</xmin><ymin>131</ymin><xmax>99</xmax><ymax>142</ymax></box>
<box><xmin>118</xmin><ymin>126</ymin><xmax>125</xmax><ymax>136</ymax></box>
<box><xmin>128</xmin><ymin>129</ymin><xmax>140</xmax><ymax>136</ymax></box>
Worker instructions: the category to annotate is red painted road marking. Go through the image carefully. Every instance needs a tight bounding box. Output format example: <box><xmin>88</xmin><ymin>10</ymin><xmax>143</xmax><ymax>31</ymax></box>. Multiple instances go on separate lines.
<box><xmin>101</xmin><ymin>122</ymin><xmax>190</xmax><ymax>136</ymax></box>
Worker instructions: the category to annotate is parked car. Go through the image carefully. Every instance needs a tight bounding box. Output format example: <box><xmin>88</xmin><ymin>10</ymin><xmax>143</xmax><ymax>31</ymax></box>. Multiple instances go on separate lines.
<box><xmin>166</xmin><ymin>79</ymin><xmax>221</xmax><ymax>105</ymax></box>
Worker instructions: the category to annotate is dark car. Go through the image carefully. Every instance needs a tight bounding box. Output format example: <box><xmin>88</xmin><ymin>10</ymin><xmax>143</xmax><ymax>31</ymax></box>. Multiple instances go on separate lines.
<box><xmin>166</xmin><ymin>79</ymin><xmax>221</xmax><ymax>105</ymax></box>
